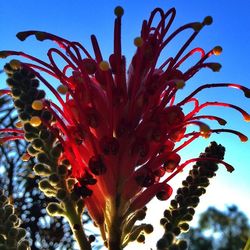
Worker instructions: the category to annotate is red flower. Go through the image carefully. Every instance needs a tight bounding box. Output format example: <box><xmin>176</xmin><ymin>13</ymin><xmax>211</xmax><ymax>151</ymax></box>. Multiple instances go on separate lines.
<box><xmin>1</xmin><ymin>6</ymin><xmax>250</xmax><ymax>245</ymax></box>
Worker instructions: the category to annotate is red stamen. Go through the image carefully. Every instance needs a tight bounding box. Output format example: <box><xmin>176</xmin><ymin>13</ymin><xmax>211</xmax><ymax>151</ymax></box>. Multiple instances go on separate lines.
<box><xmin>211</xmin><ymin>129</ymin><xmax>248</xmax><ymax>142</ymax></box>
<box><xmin>91</xmin><ymin>35</ymin><xmax>103</xmax><ymax>62</ymax></box>
<box><xmin>178</xmin><ymin>83</ymin><xmax>250</xmax><ymax>106</ymax></box>
<box><xmin>0</xmin><ymin>128</ymin><xmax>24</xmax><ymax>134</ymax></box>
<box><xmin>174</xmin><ymin>47</ymin><xmax>205</xmax><ymax>69</ymax></box>
<box><xmin>164</xmin><ymin>157</ymin><xmax>234</xmax><ymax>183</ymax></box>
<box><xmin>0</xmin><ymin>135</ymin><xmax>24</xmax><ymax>144</ymax></box>
<box><xmin>198</xmin><ymin>102</ymin><xmax>250</xmax><ymax>122</ymax></box>
<box><xmin>0</xmin><ymin>89</ymin><xmax>11</xmax><ymax>96</ymax></box>
<box><xmin>188</xmin><ymin>115</ymin><xmax>227</xmax><ymax>125</ymax></box>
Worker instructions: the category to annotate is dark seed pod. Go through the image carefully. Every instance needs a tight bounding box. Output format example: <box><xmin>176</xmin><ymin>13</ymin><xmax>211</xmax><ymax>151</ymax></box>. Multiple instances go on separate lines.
<box><xmin>88</xmin><ymin>234</ymin><xmax>95</xmax><ymax>243</ymax></box>
<box><xmin>178</xmin><ymin>240</ymin><xmax>188</xmax><ymax>250</ymax></box>
<box><xmin>88</xmin><ymin>155</ymin><xmax>106</xmax><ymax>175</ymax></box>
<box><xmin>24</xmin><ymin>133</ymin><xmax>37</xmax><ymax>142</ymax></box>
<box><xmin>36</xmin><ymin>90</ymin><xmax>46</xmax><ymax>99</ymax></box>
<box><xmin>39</xmin><ymin>129</ymin><xmax>50</xmax><ymax>140</ymax></box>
<box><xmin>19</xmin><ymin>112</ymin><xmax>30</xmax><ymax>122</ymax></box>
<box><xmin>37</xmin><ymin>152</ymin><xmax>49</xmax><ymax>164</ymax></box>
<box><xmin>14</xmin><ymin>99</ymin><xmax>25</xmax><ymax>110</ymax></box>
<box><xmin>31</xmin><ymin>138</ymin><xmax>44</xmax><ymax>150</ymax></box>
<box><xmin>27</xmin><ymin>145</ymin><xmax>39</xmax><ymax>156</ymax></box>
<box><xmin>41</xmin><ymin>110</ymin><xmax>53</xmax><ymax>121</ymax></box>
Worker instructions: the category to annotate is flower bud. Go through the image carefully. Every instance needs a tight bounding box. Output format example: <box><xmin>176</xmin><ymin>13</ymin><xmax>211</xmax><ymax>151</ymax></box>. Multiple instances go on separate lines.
<box><xmin>17</xmin><ymin>228</ymin><xmax>26</xmax><ymax>241</ymax></box>
<box><xmin>49</xmin><ymin>174</ymin><xmax>60</xmax><ymax>185</ymax></box>
<box><xmin>33</xmin><ymin>164</ymin><xmax>51</xmax><ymax>176</ymax></box>
<box><xmin>179</xmin><ymin>223</ymin><xmax>189</xmax><ymax>232</ymax></box>
<box><xmin>46</xmin><ymin>202</ymin><xmax>64</xmax><ymax>216</ymax></box>
<box><xmin>38</xmin><ymin>179</ymin><xmax>55</xmax><ymax>192</ymax></box>
<box><xmin>57</xmin><ymin>164</ymin><xmax>68</xmax><ymax>176</ymax></box>
<box><xmin>37</xmin><ymin>152</ymin><xmax>49</xmax><ymax>163</ymax></box>
<box><xmin>56</xmin><ymin>189</ymin><xmax>67</xmax><ymax>200</ymax></box>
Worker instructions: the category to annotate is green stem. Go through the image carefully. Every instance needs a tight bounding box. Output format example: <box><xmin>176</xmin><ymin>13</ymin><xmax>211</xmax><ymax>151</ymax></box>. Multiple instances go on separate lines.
<box><xmin>108</xmin><ymin>195</ymin><xmax>123</xmax><ymax>250</ymax></box>
<box><xmin>64</xmin><ymin>199</ymin><xmax>92</xmax><ymax>250</ymax></box>
<box><xmin>108</xmin><ymin>218</ymin><xmax>123</xmax><ymax>250</ymax></box>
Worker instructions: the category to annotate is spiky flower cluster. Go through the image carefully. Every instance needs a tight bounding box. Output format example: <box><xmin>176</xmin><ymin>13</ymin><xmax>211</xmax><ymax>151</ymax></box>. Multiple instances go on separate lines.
<box><xmin>0</xmin><ymin>189</ymin><xmax>30</xmax><ymax>250</ymax></box>
<box><xmin>157</xmin><ymin>141</ymin><xmax>225</xmax><ymax>250</ymax></box>
<box><xmin>0</xmin><ymin>6</ymin><xmax>249</xmax><ymax>250</ymax></box>
<box><xmin>2</xmin><ymin>64</ymin><xmax>93</xmax><ymax>249</ymax></box>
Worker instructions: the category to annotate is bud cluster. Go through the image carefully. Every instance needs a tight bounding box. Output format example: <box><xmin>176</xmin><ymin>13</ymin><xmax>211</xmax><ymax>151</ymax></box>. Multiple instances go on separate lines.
<box><xmin>157</xmin><ymin>142</ymin><xmax>225</xmax><ymax>250</ymax></box>
<box><xmin>121</xmin><ymin>208</ymin><xmax>154</xmax><ymax>247</ymax></box>
<box><xmin>0</xmin><ymin>189</ymin><xmax>30</xmax><ymax>250</ymax></box>
<box><xmin>4</xmin><ymin>63</ymin><xmax>88</xmax><ymax>222</ymax></box>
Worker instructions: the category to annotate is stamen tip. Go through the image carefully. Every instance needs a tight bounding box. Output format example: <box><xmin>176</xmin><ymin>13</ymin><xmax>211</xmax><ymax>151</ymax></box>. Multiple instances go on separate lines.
<box><xmin>200</xmin><ymin>124</ymin><xmax>211</xmax><ymax>138</ymax></box>
<box><xmin>99</xmin><ymin>61</ymin><xmax>110</xmax><ymax>71</ymax></box>
<box><xmin>0</xmin><ymin>51</ymin><xmax>8</xmax><ymax>59</ymax></box>
<box><xmin>15</xmin><ymin>121</ymin><xmax>23</xmax><ymax>128</ymax></box>
<box><xmin>226</xmin><ymin>164</ymin><xmax>235</xmax><ymax>173</ymax></box>
<box><xmin>218</xmin><ymin>119</ymin><xmax>227</xmax><ymax>126</ymax></box>
<box><xmin>203</xmin><ymin>16</ymin><xmax>213</xmax><ymax>26</ymax></box>
<box><xmin>57</xmin><ymin>85</ymin><xmax>68</xmax><ymax>95</ymax></box>
<box><xmin>213</xmin><ymin>46</ymin><xmax>223</xmax><ymax>56</ymax></box>
<box><xmin>134</xmin><ymin>37</ymin><xmax>144</xmax><ymax>47</ymax></box>
<box><xmin>211</xmin><ymin>63</ymin><xmax>222</xmax><ymax>72</ymax></box>
<box><xmin>10</xmin><ymin>59</ymin><xmax>22</xmax><ymax>70</ymax></box>
<box><xmin>244</xmin><ymin>114</ymin><xmax>250</xmax><ymax>122</ymax></box>
<box><xmin>22</xmin><ymin>153</ymin><xmax>31</xmax><ymax>162</ymax></box>
<box><xmin>16</xmin><ymin>31</ymin><xmax>29</xmax><ymax>41</ymax></box>
<box><xmin>30</xmin><ymin>116</ymin><xmax>42</xmax><ymax>127</ymax></box>
<box><xmin>175</xmin><ymin>80</ymin><xmax>186</xmax><ymax>89</ymax></box>
<box><xmin>240</xmin><ymin>134</ymin><xmax>248</xmax><ymax>142</ymax></box>
<box><xmin>114</xmin><ymin>6</ymin><xmax>124</xmax><ymax>17</ymax></box>
<box><xmin>32</xmin><ymin>100</ymin><xmax>44</xmax><ymax>111</ymax></box>
<box><xmin>244</xmin><ymin>89</ymin><xmax>250</xmax><ymax>98</ymax></box>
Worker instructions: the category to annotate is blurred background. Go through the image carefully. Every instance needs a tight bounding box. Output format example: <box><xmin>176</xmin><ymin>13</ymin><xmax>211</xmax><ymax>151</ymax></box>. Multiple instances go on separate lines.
<box><xmin>1</xmin><ymin>0</ymin><xmax>250</xmax><ymax>249</ymax></box>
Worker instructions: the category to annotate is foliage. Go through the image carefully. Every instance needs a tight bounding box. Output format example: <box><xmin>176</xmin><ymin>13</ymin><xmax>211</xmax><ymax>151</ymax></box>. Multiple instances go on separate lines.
<box><xmin>0</xmin><ymin>96</ymin><xmax>79</xmax><ymax>250</ymax></box>
<box><xmin>185</xmin><ymin>206</ymin><xmax>250</xmax><ymax>250</ymax></box>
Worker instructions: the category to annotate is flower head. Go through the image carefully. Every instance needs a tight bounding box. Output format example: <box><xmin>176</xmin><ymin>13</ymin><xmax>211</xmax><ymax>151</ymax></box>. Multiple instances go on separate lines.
<box><xmin>1</xmin><ymin>6</ymin><xmax>250</xmax><ymax>247</ymax></box>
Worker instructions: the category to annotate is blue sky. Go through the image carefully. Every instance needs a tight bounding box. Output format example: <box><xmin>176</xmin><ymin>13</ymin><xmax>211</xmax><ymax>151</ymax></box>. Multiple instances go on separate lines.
<box><xmin>1</xmin><ymin>0</ymin><xmax>250</xmax><ymax>248</ymax></box>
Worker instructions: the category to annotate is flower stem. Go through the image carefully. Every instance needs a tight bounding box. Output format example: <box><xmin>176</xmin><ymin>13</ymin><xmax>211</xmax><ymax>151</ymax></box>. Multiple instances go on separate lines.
<box><xmin>64</xmin><ymin>199</ymin><xmax>92</xmax><ymax>250</ymax></box>
<box><xmin>108</xmin><ymin>195</ymin><xmax>123</xmax><ymax>250</ymax></box>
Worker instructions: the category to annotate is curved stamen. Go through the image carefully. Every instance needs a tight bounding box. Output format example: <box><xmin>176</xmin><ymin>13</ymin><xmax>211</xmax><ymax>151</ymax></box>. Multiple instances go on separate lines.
<box><xmin>160</xmin><ymin>23</ymin><xmax>201</xmax><ymax>55</ymax></box>
<box><xmin>71</xmin><ymin>42</ymin><xmax>92</xmax><ymax>59</ymax></box>
<box><xmin>47</xmin><ymin>48</ymin><xmax>78</xmax><ymax>80</ymax></box>
<box><xmin>23</xmin><ymin>63</ymin><xmax>57</xmax><ymax>78</ymax></box>
<box><xmin>0</xmin><ymin>89</ymin><xmax>11</xmax><ymax>96</ymax></box>
<box><xmin>211</xmin><ymin>129</ymin><xmax>248</xmax><ymax>142</ymax></box>
<box><xmin>147</xmin><ymin>8</ymin><xmax>165</xmax><ymax>29</ymax></box>
<box><xmin>49</xmin><ymin>101</ymin><xmax>75</xmax><ymax>126</ymax></box>
<box><xmin>22</xmin><ymin>65</ymin><xmax>66</xmax><ymax>107</ymax></box>
<box><xmin>188</xmin><ymin>115</ymin><xmax>227</xmax><ymax>125</ymax></box>
<box><xmin>159</xmin><ymin>57</ymin><xmax>173</xmax><ymax>70</ymax></box>
<box><xmin>166</xmin><ymin>28</ymin><xmax>201</xmax><ymax>72</ymax></box>
<box><xmin>0</xmin><ymin>135</ymin><xmax>24</xmax><ymax>144</ymax></box>
<box><xmin>178</xmin><ymin>83</ymin><xmax>250</xmax><ymax>107</ymax></box>
<box><xmin>173</xmin><ymin>134</ymin><xmax>200</xmax><ymax>153</ymax></box>
<box><xmin>0</xmin><ymin>50</ymin><xmax>53</xmax><ymax>70</ymax></box>
<box><xmin>0</xmin><ymin>128</ymin><xmax>24</xmax><ymax>134</ymax></box>
<box><xmin>164</xmin><ymin>157</ymin><xmax>234</xmax><ymax>184</ymax></box>
<box><xmin>184</xmin><ymin>62</ymin><xmax>221</xmax><ymax>79</ymax></box>
<box><xmin>174</xmin><ymin>47</ymin><xmax>205</xmax><ymax>69</ymax></box>
<box><xmin>197</xmin><ymin>102</ymin><xmax>250</xmax><ymax>122</ymax></box>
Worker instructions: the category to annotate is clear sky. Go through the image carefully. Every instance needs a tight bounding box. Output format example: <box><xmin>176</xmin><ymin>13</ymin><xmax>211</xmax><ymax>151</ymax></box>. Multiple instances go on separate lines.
<box><xmin>1</xmin><ymin>0</ymin><xmax>250</xmax><ymax>249</ymax></box>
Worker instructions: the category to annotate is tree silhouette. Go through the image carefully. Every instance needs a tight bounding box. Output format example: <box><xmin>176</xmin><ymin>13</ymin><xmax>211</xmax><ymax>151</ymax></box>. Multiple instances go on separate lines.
<box><xmin>185</xmin><ymin>205</ymin><xmax>250</xmax><ymax>250</ymax></box>
<box><xmin>0</xmin><ymin>96</ymin><xmax>76</xmax><ymax>249</ymax></box>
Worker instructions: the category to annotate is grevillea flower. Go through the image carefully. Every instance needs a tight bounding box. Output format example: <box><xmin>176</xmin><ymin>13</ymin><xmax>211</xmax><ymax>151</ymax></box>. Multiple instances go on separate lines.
<box><xmin>1</xmin><ymin>6</ymin><xmax>250</xmax><ymax>249</ymax></box>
